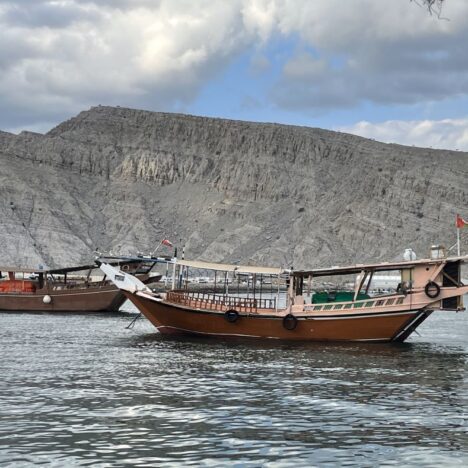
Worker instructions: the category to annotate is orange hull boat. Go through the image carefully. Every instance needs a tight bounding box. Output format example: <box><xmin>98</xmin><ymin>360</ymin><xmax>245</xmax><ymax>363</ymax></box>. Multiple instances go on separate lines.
<box><xmin>100</xmin><ymin>252</ymin><xmax>468</xmax><ymax>342</ymax></box>
<box><xmin>125</xmin><ymin>291</ymin><xmax>431</xmax><ymax>342</ymax></box>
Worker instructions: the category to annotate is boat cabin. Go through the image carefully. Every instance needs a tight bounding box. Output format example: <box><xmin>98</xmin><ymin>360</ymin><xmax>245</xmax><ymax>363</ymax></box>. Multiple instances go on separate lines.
<box><xmin>291</xmin><ymin>256</ymin><xmax>465</xmax><ymax>312</ymax></box>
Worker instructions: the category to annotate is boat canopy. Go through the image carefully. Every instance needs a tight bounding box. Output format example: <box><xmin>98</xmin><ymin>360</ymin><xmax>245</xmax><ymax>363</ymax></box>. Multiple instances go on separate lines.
<box><xmin>176</xmin><ymin>259</ymin><xmax>284</xmax><ymax>276</ymax></box>
<box><xmin>0</xmin><ymin>259</ymin><xmax>148</xmax><ymax>275</ymax></box>
<box><xmin>293</xmin><ymin>255</ymin><xmax>468</xmax><ymax>278</ymax></box>
<box><xmin>0</xmin><ymin>266</ymin><xmax>44</xmax><ymax>274</ymax></box>
<box><xmin>48</xmin><ymin>259</ymin><xmax>147</xmax><ymax>275</ymax></box>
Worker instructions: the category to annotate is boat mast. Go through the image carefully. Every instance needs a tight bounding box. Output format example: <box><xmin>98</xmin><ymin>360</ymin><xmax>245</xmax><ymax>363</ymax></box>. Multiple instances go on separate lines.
<box><xmin>276</xmin><ymin>273</ymin><xmax>280</xmax><ymax>311</ymax></box>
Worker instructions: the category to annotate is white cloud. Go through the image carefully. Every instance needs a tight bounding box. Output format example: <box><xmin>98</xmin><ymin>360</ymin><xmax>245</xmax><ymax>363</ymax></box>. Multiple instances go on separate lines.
<box><xmin>270</xmin><ymin>0</ymin><xmax>468</xmax><ymax>110</ymax></box>
<box><xmin>338</xmin><ymin>118</ymin><xmax>468</xmax><ymax>151</ymax></box>
<box><xmin>283</xmin><ymin>53</ymin><xmax>327</xmax><ymax>80</ymax></box>
<box><xmin>1</xmin><ymin>0</ymin><xmax>468</xmax><ymax>130</ymax></box>
<box><xmin>275</xmin><ymin>0</ymin><xmax>460</xmax><ymax>50</ymax></box>
<box><xmin>0</xmin><ymin>0</ymin><xmax>271</xmax><ymax>129</ymax></box>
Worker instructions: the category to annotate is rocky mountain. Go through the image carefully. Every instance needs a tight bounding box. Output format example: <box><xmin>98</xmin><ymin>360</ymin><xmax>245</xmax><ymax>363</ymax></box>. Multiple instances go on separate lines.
<box><xmin>0</xmin><ymin>106</ymin><xmax>467</xmax><ymax>269</ymax></box>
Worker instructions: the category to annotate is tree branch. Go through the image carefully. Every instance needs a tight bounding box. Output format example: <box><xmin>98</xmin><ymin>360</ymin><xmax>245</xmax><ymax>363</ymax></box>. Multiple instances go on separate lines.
<box><xmin>411</xmin><ymin>0</ymin><xmax>446</xmax><ymax>19</ymax></box>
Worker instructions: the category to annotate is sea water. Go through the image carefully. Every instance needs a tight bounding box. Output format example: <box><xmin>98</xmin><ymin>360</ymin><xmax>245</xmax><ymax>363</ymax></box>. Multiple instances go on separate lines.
<box><xmin>0</xmin><ymin>297</ymin><xmax>467</xmax><ymax>467</ymax></box>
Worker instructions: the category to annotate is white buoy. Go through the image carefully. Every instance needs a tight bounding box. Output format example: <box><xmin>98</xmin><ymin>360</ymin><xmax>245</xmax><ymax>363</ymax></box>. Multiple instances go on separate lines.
<box><xmin>403</xmin><ymin>248</ymin><xmax>417</xmax><ymax>261</ymax></box>
<box><xmin>43</xmin><ymin>295</ymin><xmax>52</xmax><ymax>304</ymax></box>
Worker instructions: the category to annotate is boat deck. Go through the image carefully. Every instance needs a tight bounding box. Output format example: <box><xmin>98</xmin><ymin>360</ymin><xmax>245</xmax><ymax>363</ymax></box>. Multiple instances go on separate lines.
<box><xmin>163</xmin><ymin>289</ymin><xmax>429</xmax><ymax>318</ymax></box>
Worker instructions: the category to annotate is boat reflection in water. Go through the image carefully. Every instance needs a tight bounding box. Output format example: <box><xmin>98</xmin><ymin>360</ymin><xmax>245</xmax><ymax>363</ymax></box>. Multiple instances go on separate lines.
<box><xmin>99</xmin><ymin>250</ymin><xmax>468</xmax><ymax>342</ymax></box>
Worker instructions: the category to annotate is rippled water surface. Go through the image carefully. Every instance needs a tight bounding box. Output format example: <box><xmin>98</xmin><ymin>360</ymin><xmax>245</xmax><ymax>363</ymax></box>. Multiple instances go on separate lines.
<box><xmin>1</xmin><ymin>301</ymin><xmax>468</xmax><ymax>467</ymax></box>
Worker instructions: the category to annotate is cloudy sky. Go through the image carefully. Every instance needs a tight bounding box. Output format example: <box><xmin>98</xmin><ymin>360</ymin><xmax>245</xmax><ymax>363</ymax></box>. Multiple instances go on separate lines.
<box><xmin>1</xmin><ymin>0</ymin><xmax>468</xmax><ymax>149</ymax></box>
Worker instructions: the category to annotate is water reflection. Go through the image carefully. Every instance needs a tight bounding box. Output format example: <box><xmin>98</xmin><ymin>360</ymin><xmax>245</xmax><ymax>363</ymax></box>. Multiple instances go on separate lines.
<box><xmin>0</xmin><ymin>308</ymin><xmax>467</xmax><ymax>466</ymax></box>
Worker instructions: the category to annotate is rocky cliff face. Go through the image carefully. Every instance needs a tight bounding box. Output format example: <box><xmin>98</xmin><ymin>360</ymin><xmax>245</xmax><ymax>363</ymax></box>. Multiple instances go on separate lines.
<box><xmin>0</xmin><ymin>106</ymin><xmax>467</xmax><ymax>269</ymax></box>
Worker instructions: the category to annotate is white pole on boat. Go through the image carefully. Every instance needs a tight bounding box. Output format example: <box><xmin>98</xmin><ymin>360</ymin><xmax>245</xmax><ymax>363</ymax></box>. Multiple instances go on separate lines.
<box><xmin>276</xmin><ymin>273</ymin><xmax>280</xmax><ymax>312</ymax></box>
<box><xmin>171</xmin><ymin>255</ymin><xmax>177</xmax><ymax>290</ymax></box>
<box><xmin>287</xmin><ymin>270</ymin><xmax>294</xmax><ymax>310</ymax></box>
<box><xmin>171</xmin><ymin>263</ymin><xmax>176</xmax><ymax>290</ymax></box>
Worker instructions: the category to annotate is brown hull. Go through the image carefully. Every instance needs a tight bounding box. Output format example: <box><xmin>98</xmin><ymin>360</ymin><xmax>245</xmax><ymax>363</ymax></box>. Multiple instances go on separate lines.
<box><xmin>125</xmin><ymin>293</ymin><xmax>432</xmax><ymax>342</ymax></box>
<box><xmin>0</xmin><ymin>275</ymin><xmax>154</xmax><ymax>312</ymax></box>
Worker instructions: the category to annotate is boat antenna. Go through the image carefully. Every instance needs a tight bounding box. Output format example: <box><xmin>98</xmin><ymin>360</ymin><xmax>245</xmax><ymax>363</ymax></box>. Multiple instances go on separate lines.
<box><xmin>151</xmin><ymin>236</ymin><xmax>165</xmax><ymax>256</ymax></box>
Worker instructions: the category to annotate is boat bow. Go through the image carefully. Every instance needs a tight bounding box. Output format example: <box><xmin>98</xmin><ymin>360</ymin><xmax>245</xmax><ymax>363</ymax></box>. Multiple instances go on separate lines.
<box><xmin>98</xmin><ymin>262</ymin><xmax>153</xmax><ymax>295</ymax></box>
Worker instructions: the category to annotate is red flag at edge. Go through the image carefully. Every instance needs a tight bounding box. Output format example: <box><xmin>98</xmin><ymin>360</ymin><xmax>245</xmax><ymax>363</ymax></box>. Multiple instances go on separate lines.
<box><xmin>456</xmin><ymin>214</ymin><xmax>467</xmax><ymax>229</ymax></box>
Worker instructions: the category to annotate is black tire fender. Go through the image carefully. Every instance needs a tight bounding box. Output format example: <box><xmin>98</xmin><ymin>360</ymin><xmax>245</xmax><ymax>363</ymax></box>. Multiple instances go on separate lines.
<box><xmin>424</xmin><ymin>281</ymin><xmax>440</xmax><ymax>299</ymax></box>
<box><xmin>283</xmin><ymin>313</ymin><xmax>298</xmax><ymax>331</ymax></box>
<box><xmin>225</xmin><ymin>309</ymin><xmax>239</xmax><ymax>323</ymax></box>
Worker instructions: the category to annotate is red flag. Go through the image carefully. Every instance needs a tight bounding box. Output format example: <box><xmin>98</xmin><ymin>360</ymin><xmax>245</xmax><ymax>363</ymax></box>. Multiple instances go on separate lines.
<box><xmin>456</xmin><ymin>214</ymin><xmax>467</xmax><ymax>229</ymax></box>
<box><xmin>161</xmin><ymin>239</ymin><xmax>173</xmax><ymax>247</ymax></box>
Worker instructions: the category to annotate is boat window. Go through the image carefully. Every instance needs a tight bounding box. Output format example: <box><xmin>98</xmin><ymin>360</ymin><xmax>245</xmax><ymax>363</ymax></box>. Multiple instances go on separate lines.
<box><xmin>386</xmin><ymin>298</ymin><xmax>395</xmax><ymax>305</ymax></box>
<box><xmin>353</xmin><ymin>302</ymin><xmax>364</xmax><ymax>308</ymax></box>
<box><xmin>396</xmin><ymin>297</ymin><xmax>404</xmax><ymax>305</ymax></box>
<box><xmin>344</xmin><ymin>303</ymin><xmax>353</xmax><ymax>309</ymax></box>
<box><xmin>333</xmin><ymin>304</ymin><xmax>343</xmax><ymax>310</ymax></box>
<box><xmin>314</xmin><ymin>305</ymin><xmax>323</xmax><ymax>311</ymax></box>
<box><xmin>323</xmin><ymin>304</ymin><xmax>333</xmax><ymax>310</ymax></box>
<box><xmin>364</xmin><ymin>301</ymin><xmax>374</xmax><ymax>308</ymax></box>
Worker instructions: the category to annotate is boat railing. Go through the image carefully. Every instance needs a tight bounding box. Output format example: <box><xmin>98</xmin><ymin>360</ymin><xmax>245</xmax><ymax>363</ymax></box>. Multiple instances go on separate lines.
<box><xmin>302</xmin><ymin>294</ymin><xmax>406</xmax><ymax>312</ymax></box>
<box><xmin>50</xmin><ymin>280</ymin><xmax>113</xmax><ymax>290</ymax></box>
<box><xmin>166</xmin><ymin>290</ymin><xmax>276</xmax><ymax>313</ymax></box>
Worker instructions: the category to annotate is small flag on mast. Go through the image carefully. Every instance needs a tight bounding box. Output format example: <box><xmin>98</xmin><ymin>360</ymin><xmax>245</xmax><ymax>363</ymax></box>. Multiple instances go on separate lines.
<box><xmin>161</xmin><ymin>239</ymin><xmax>173</xmax><ymax>247</ymax></box>
<box><xmin>456</xmin><ymin>214</ymin><xmax>467</xmax><ymax>229</ymax></box>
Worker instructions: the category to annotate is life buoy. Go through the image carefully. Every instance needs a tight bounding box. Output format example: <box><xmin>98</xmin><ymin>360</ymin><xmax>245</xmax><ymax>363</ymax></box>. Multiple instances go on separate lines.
<box><xmin>43</xmin><ymin>295</ymin><xmax>52</xmax><ymax>304</ymax></box>
<box><xmin>283</xmin><ymin>313</ymin><xmax>298</xmax><ymax>331</ymax></box>
<box><xmin>122</xmin><ymin>264</ymin><xmax>130</xmax><ymax>271</ymax></box>
<box><xmin>424</xmin><ymin>281</ymin><xmax>440</xmax><ymax>299</ymax></box>
<box><xmin>225</xmin><ymin>309</ymin><xmax>239</xmax><ymax>323</ymax></box>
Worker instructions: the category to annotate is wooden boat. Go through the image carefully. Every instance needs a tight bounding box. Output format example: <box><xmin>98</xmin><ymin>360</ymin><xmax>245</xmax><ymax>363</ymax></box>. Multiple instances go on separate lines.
<box><xmin>0</xmin><ymin>259</ymin><xmax>160</xmax><ymax>312</ymax></box>
<box><xmin>99</xmin><ymin>253</ymin><xmax>468</xmax><ymax>342</ymax></box>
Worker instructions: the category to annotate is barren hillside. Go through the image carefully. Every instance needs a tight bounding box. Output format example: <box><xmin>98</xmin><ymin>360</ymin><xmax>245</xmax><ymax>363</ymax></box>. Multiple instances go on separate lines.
<box><xmin>0</xmin><ymin>106</ymin><xmax>467</xmax><ymax>269</ymax></box>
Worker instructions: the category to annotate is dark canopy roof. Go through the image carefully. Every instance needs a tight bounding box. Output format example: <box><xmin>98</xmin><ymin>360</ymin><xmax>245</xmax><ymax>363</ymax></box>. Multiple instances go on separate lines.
<box><xmin>0</xmin><ymin>259</ymin><xmax>148</xmax><ymax>275</ymax></box>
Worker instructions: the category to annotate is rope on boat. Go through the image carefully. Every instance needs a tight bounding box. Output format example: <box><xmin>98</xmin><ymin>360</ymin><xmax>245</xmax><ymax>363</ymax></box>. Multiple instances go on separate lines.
<box><xmin>126</xmin><ymin>313</ymin><xmax>142</xmax><ymax>329</ymax></box>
